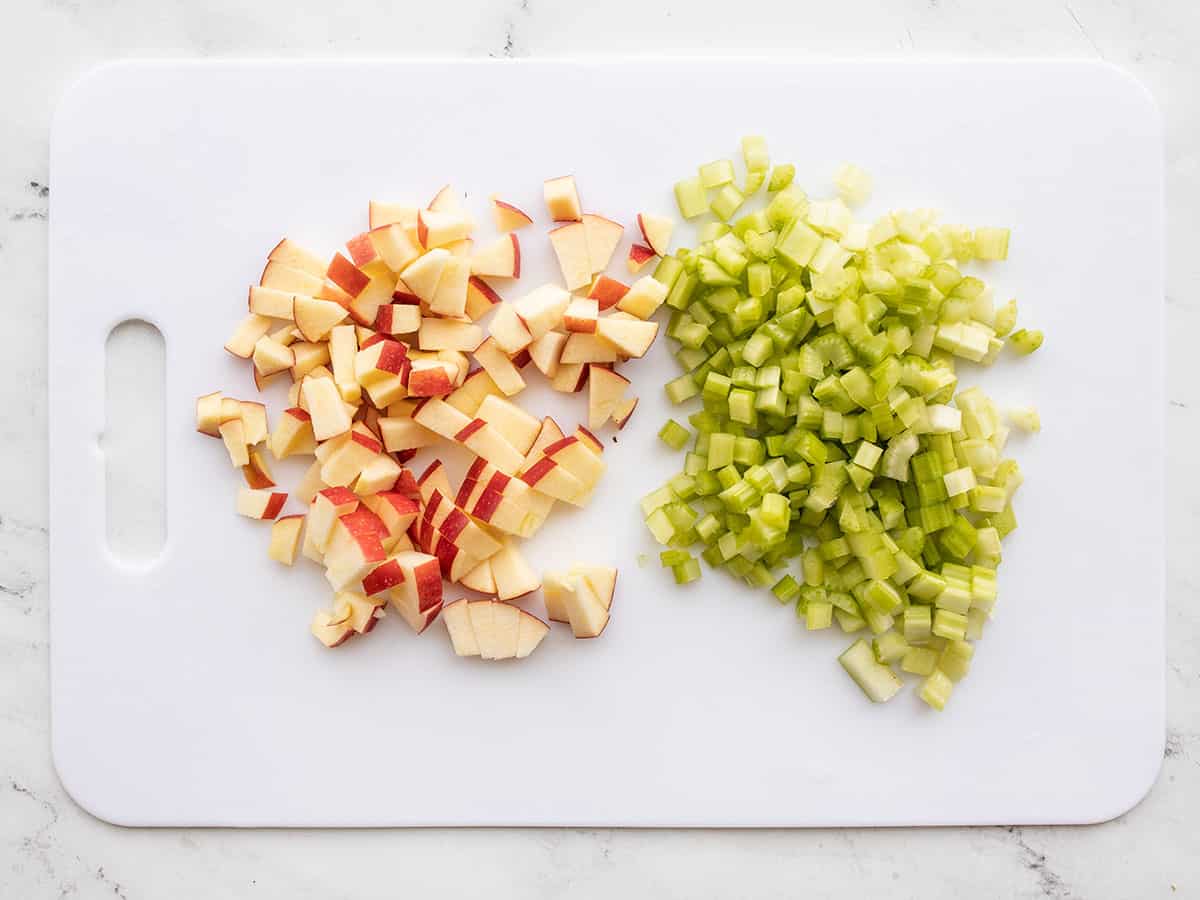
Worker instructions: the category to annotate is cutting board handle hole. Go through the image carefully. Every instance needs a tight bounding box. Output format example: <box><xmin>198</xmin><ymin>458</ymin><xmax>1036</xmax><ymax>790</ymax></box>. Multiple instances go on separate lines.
<box><xmin>104</xmin><ymin>320</ymin><xmax>166</xmax><ymax>564</ymax></box>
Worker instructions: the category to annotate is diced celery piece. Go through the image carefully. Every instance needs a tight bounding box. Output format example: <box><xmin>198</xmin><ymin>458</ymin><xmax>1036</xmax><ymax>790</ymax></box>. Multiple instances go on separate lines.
<box><xmin>710</xmin><ymin>185</ymin><xmax>745</xmax><ymax>222</ymax></box>
<box><xmin>768</xmin><ymin>164</ymin><xmax>795</xmax><ymax>192</ymax></box>
<box><xmin>660</xmin><ymin>549</ymin><xmax>690</xmax><ymax>567</ymax></box>
<box><xmin>645</xmin><ymin>508</ymin><xmax>675</xmax><ymax>545</ymax></box>
<box><xmin>1007</xmin><ymin>405</ymin><xmax>1041</xmax><ymax>433</ymax></box>
<box><xmin>1009</xmin><ymin>328</ymin><xmax>1043</xmax><ymax>355</ymax></box>
<box><xmin>771</xmin><ymin>574</ymin><xmax>801</xmax><ymax>604</ymax></box>
<box><xmin>839</xmin><ymin>639</ymin><xmax>902</xmax><ymax>703</ymax></box>
<box><xmin>807</xmin><ymin>599</ymin><xmax>834</xmax><ymax>630</ymax></box>
<box><xmin>833</xmin><ymin>163</ymin><xmax>873</xmax><ymax>207</ymax></box>
<box><xmin>659</xmin><ymin>419</ymin><xmax>690</xmax><ymax>451</ymax></box>
<box><xmin>873</xmin><ymin>630</ymin><xmax>909</xmax><ymax>664</ymax></box>
<box><xmin>932</xmin><ymin>609</ymin><xmax>968</xmax><ymax>641</ymax></box>
<box><xmin>919</xmin><ymin>670</ymin><xmax>954</xmax><ymax>710</ymax></box>
<box><xmin>699</xmin><ymin>158</ymin><xmax>735</xmax><ymax>188</ymax></box>
<box><xmin>835</xmin><ymin>609</ymin><xmax>867</xmax><ymax>633</ymax></box>
<box><xmin>673</xmin><ymin>558</ymin><xmax>702</xmax><ymax>584</ymax></box>
<box><xmin>674</xmin><ymin>177</ymin><xmax>709</xmax><ymax>219</ymax></box>
<box><xmin>973</xmin><ymin>227</ymin><xmax>1010</xmax><ymax>260</ymax></box>
<box><xmin>902</xmin><ymin>605</ymin><xmax>932</xmax><ymax>644</ymax></box>
<box><xmin>938</xmin><ymin>639</ymin><xmax>974</xmax><ymax>681</ymax></box>
<box><xmin>741</xmin><ymin>135</ymin><xmax>769</xmax><ymax>173</ymax></box>
<box><xmin>902</xmin><ymin>646</ymin><xmax>939</xmax><ymax>676</ymax></box>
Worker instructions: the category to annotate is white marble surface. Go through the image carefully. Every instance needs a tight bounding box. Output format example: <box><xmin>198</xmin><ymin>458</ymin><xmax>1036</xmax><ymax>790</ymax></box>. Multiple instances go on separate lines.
<box><xmin>1</xmin><ymin>0</ymin><xmax>1197</xmax><ymax>896</ymax></box>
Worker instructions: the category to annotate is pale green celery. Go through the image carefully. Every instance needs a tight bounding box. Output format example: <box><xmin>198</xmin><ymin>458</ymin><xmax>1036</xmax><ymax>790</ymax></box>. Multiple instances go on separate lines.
<box><xmin>673</xmin><ymin>558</ymin><xmax>702</xmax><ymax>584</ymax></box>
<box><xmin>710</xmin><ymin>185</ymin><xmax>745</xmax><ymax>221</ymax></box>
<box><xmin>932</xmin><ymin>609</ymin><xmax>968</xmax><ymax>641</ymax></box>
<box><xmin>835</xmin><ymin>609</ymin><xmax>868</xmax><ymax>633</ymax></box>
<box><xmin>902</xmin><ymin>605</ymin><xmax>932</xmax><ymax>644</ymax></box>
<box><xmin>715</xmin><ymin>245</ymin><xmax>749</xmax><ymax>277</ymax></box>
<box><xmin>974</xmin><ymin>527</ymin><xmax>1002</xmax><ymax>567</ymax></box>
<box><xmin>733</xmin><ymin>436</ymin><xmax>764</xmax><ymax>466</ymax></box>
<box><xmin>873</xmin><ymin>630</ymin><xmax>909</xmax><ymax>664</ymax></box>
<box><xmin>833</xmin><ymin>163</ymin><xmax>873</xmax><ymax>207</ymax></box>
<box><xmin>675</xmin><ymin>177</ymin><xmax>709</xmax><ymax>219</ymax></box>
<box><xmin>640</xmin><ymin>485</ymin><xmax>674</xmax><ymax>516</ymax></box>
<box><xmin>1007</xmin><ymin>405</ymin><xmax>1041</xmax><ymax>433</ymax></box>
<box><xmin>839</xmin><ymin>639</ymin><xmax>903</xmax><ymax>702</ymax></box>
<box><xmin>706</xmin><ymin>432</ymin><xmax>735</xmax><ymax>469</ymax></box>
<box><xmin>659</xmin><ymin>419</ymin><xmax>691</xmax><ymax>451</ymax></box>
<box><xmin>768</xmin><ymin>164</ymin><xmax>795</xmax><ymax>192</ymax></box>
<box><xmin>653</xmin><ymin>255</ymin><xmax>684</xmax><ymax>290</ymax></box>
<box><xmin>645</xmin><ymin>508</ymin><xmax>675</xmax><ymax>545</ymax></box>
<box><xmin>919</xmin><ymin>670</ymin><xmax>954</xmax><ymax>710</ymax></box>
<box><xmin>880</xmin><ymin>431</ymin><xmax>920</xmax><ymax>481</ymax></box>
<box><xmin>970</xmin><ymin>565</ymin><xmax>998</xmax><ymax>611</ymax></box>
<box><xmin>696</xmin><ymin>257</ymin><xmax>739</xmax><ymax>287</ymax></box>
<box><xmin>862</xmin><ymin>579</ymin><xmax>903</xmax><ymax>615</ymax></box>
<box><xmin>970</xmin><ymin>485</ymin><xmax>1007</xmax><ymax>514</ymax></box>
<box><xmin>942</xmin><ymin>466</ymin><xmax>976</xmax><ymax>497</ymax></box>
<box><xmin>767</xmin><ymin>184</ymin><xmax>808</xmax><ymax>228</ymax></box>
<box><xmin>665</xmin><ymin>272</ymin><xmax>698</xmax><ymax>311</ymax></box>
<box><xmin>806</xmin><ymin>599</ymin><xmax>834</xmax><ymax>630</ymax></box>
<box><xmin>809</xmin><ymin>238</ymin><xmax>853</xmax><ymax>274</ymax></box>
<box><xmin>747</xmin><ymin>262</ymin><xmax>772</xmax><ymax>297</ymax></box>
<box><xmin>699</xmin><ymin>159</ymin><xmax>735</xmax><ymax>189</ymax></box>
<box><xmin>1009</xmin><ymin>328</ymin><xmax>1043</xmax><ymax>354</ymax></box>
<box><xmin>938</xmin><ymin>639</ymin><xmax>974</xmax><ymax>681</ymax></box>
<box><xmin>771</xmin><ymin>574</ymin><xmax>801</xmax><ymax>604</ymax></box>
<box><xmin>741</xmin><ymin>135</ymin><xmax>769</xmax><ymax>174</ymax></box>
<box><xmin>994</xmin><ymin>299</ymin><xmax>1018</xmax><ymax>337</ymax></box>
<box><xmin>902</xmin><ymin>646</ymin><xmax>939</xmax><ymax>676</ymax></box>
<box><xmin>973</xmin><ymin>227</ymin><xmax>1010</xmax><ymax>260</ymax></box>
<box><xmin>807</xmin><ymin>198</ymin><xmax>853</xmax><ymax>238</ymax></box>
<box><xmin>966</xmin><ymin>607</ymin><xmax>988</xmax><ymax>641</ymax></box>
<box><xmin>743</xmin><ymin>170</ymin><xmax>767</xmax><ymax>195</ymax></box>
<box><xmin>660</xmin><ymin>549</ymin><xmax>691</xmax><ymax>567</ymax></box>
<box><xmin>775</xmin><ymin>220</ymin><xmax>822</xmax><ymax>268</ymax></box>
<box><xmin>670</xmin><ymin>473</ymin><xmax>697</xmax><ymax>500</ymax></box>
<box><xmin>695</xmin><ymin>512</ymin><xmax>722</xmax><ymax>543</ymax></box>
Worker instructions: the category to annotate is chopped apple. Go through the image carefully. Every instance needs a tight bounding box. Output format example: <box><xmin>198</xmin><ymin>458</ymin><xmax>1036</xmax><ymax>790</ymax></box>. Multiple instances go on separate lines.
<box><xmin>327</xmin><ymin>325</ymin><xmax>360</xmax><ymax>403</ymax></box>
<box><xmin>308</xmin><ymin>485</ymin><xmax>361</xmax><ymax>550</ymax></box>
<box><xmin>342</xmin><ymin>590</ymin><xmax>387</xmax><ymax>633</ymax></box>
<box><xmin>373</xmin><ymin>302</ymin><xmax>422</xmax><ymax>336</ymax></box>
<box><xmin>488</xmin><ymin>303</ymin><xmax>534</xmax><ymax>355</ymax></box>
<box><xmin>526</xmin><ymin>417</ymin><xmax>566</xmax><ymax>462</ymax></box>
<box><xmin>564</xmin><ymin>297</ymin><xmax>599</xmax><ymax>333</ymax></box>
<box><xmin>563</xmin><ymin>574</ymin><xmax>610</xmax><ymax>638</ymax></box>
<box><xmin>588</xmin><ymin>275</ymin><xmax>630</xmax><ymax>311</ymax></box>
<box><xmin>224</xmin><ymin>314</ymin><xmax>273</xmax><ymax>359</ymax></box>
<box><xmin>489</xmin><ymin>602</ymin><xmax>522</xmax><ymax>658</ymax></box>
<box><xmin>294</xmin><ymin>460</ymin><xmax>327</xmax><ymax>505</ymax></box>
<box><xmin>219</xmin><ymin>418</ymin><xmax>249</xmax><ymax>467</ymax></box>
<box><xmin>445</xmin><ymin>368</ymin><xmax>504</xmax><ymax>416</ymax></box>
<box><xmin>293</xmin><ymin>294</ymin><xmax>348</xmax><ymax>342</ymax></box>
<box><xmin>268</xmin><ymin>238</ymin><xmax>328</xmax><ymax>277</ymax></box>
<box><xmin>247</xmin><ymin>285</ymin><xmax>296</xmax><ymax>319</ymax></box>
<box><xmin>588</xmin><ymin>365</ymin><xmax>631</xmax><ymax>430</ymax></box>
<box><xmin>326</xmin><ymin>253</ymin><xmax>371</xmax><ymax>298</ymax></box>
<box><xmin>574</xmin><ymin>426</ymin><xmax>604</xmax><ymax>455</ymax></box>
<box><xmin>252</xmin><ymin>334</ymin><xmax>295</xmax><ymax>377</ymax></box>
<box><xmin>471</xmin><ymin>233</ymin><xmax>521</xmax><ymax>279</ymax></box>
<box><xmin>242</xmin><ymin>447</ymin><xmax>276</xmax><ymax>489</ymax></box>
<box><xmin>355</xmin><ymin>453</ymin><xmax>402</xmax><ymax>496</ymax></box>
<box><xmin>418</xmin><ymin>317</ymin><xmax>483</xmax><ymax>352</ymax></box>
<box><xmin>236</xmin><ymin>487</ymin><xmax>288</xmax><ymax>520</ymax></box>
<box><xmin>542</xmin><ymin>435</ymin><xmax>605</xmax><ymax>489</ymax></box>
<box><xmin>626</xmin><ymin>243</ymin><xmax>657</xmax><ymax>273</ymax></box>
<box><xmin>428</xmin><ymin>255</ymin><xmax>471</xmax><ymax>318</ymax></box>
<box><xmin>560</xmin><ymin>333</ymin><xmax>618</xmax><ymax>364</ymax></box>
<box><xmin>416</xmin><ymin>459</ymin><xmax>454</xmax><ymax>503</ymax></box>
<box><xmin>548</xmin><ymin>222</ymin><xmax>591</xmax><ymax>291</ymax></box>
<box><xmin>467</xmin><ymin>599</ymin><xmax>498</xmax><ymax>658</ymax></box>
<box><xmin>399</xmin><ymin>248</ymin><xmax>450</xmax><ymax>303</ymax></box>
<box><xmin>596</xmin><ymin>317</ymin><xmax>659</xmax><ymax>358</ymax></box>
<box><xmin>542</xmin><ymin>570</ymin><xmax>576</xmax><ymax>624</ymax></box>
<box><xmin>345</xmin><ymin>272</ymin><xmax>395</xmax><ymax>327</ymax></box>
<box><xmin>519</xmin><ymin>454</ymin><xmax>587</xmax><ymax>505</ymax></box>
<box><xmin>413</xmin><ymin>397</ymin><xmax>473</xmax><ymax>441</ymax></box>
<box><xmin>637</xmin><ymin>212</ymin><xmax>675</xmax><ymax>256</ymax></box>
<box><xmin>511</xmin><ymin>284</ymin><xmax>570</xmax><ymax>340</ymax></box>
<box><xmin>476</xmin><ymin>394</ymin><xmax>541</xmax><ymax>455</ymax></box>
<box><xmin>611</xmin><ymin>396</ymin><xmax>638</xmax><ymax>429</ymax></box>
<box><xmin>464</xmin><ymin>276</ymin><xmax>502</xmax><ymax>322</ymax></box>
<box><xmin>302</xmin><ymin>377</ymin><xmax>353</xmax><ymax>441</ymax></box>
<box><xmin>290</xmin><ymin>341</ymin><xmax>332</xmax><ymax>380</ymax></box>
<box><xmin>549</xmin><ymin>361</ymin><xmax>588</xmax><ymax>392</ymax></box>
<box><xmin>528</xmin><ymin>331</ymin><xmax>568</xmax><ymax>377</ymax></box>
<box><xmin>442</xmin><ymin>599</ymin><xmax>480</xmax><ymax>655</ymax></box>
<box><xmin>260</xmin><ymin>261</ymin><xmax>325</xmax><ymax>296</ymax></box>
<box><xmin>615</xmin><ymin>275</ymin><xmax>669</xmax><ymax>319</ymax></box>
<box><xmin>371</xmin><ymin>222</ymin><xmax>422</xmax><ymax>271</ymax></box>
<box><xmin>346</xmin><ymin>231</ymin><xmax>391</xmax><ymax>276</ymax></box>
<box><xmin>473</xmin><ymin>339</ymin><xmax>526</xmax><ymax>396</ymax></box>
<box><xmin>544</xmin><ymin>175</ymin><xmax>582</xmax><ymax>222</ymax></box>
<box><xmin>459</xmin><ymin>558</ymin><xmax>497</xmax><ymax>595</ymax></box>
<box><xmin>354</xmin><ymin>338</ymin><xmax>409</xmax><ymax>389</ymax></box>
<box><xmin>428</xmin><ymin>184</ymin><xmax>464</xmax><ymax>213</ymax></box>
<box><xmin>361</xmin><ymin>557</ymin><xmax>406</xmax><ymax>596</ymax></box>
<box><xmin>515</xmin><ymin>608</ymin><xmax>550</xmax><ymax>658</ymax></box>
<box><xmin>442</xmin><ymin>238</ymin><xmax>474</xmax><ymax>258</ymax></box>
<box><xmin>369</xmin><ymin>201</ymin><xmax>417</xmax><ymax>230</ymax></box>
<box><xmin>569</xmin><ymin>564</ymin><xmax>617</xmax><ymax>611</ymax></box>
<box><xmin>195</xmin><ymin>391</ymin><xmax>224</xmax><ymax>437</ymax></box>
<box><xmin>386</xmin><ymin>550</ymin><xmax>444</xmax><ymax>613</ymax></box>
<box><xmin>417</xmin><ymin>208</ymin><xmax>474</xmax><ymax>248</ymax></box>
<box><xmin>398</xmin><ymin>359</ymin><xmax>448</xmax><ymax>397</ymax></box>
<box><xmin>310</xmin><ymin>607</ymin><xmax>355</xmax><ymax>648</ymax></box>
<box><xmin>391</xmin><ymin>591</ymin><xmax>444</xmax><ymax>635</ymax></box>
<box><xmin>581</xmin><ymin>213</ymin><xmax>623</xmax><ymax>273</ymax></box>
<box><xmin>490</xmin><ymin>195</ymin><xmax>534</xmax><ymax>231</ymax></box>
<box><xmin>323</xmin><ymin>508</ymin><xmax>390</xmax><ymax>591</ymax></box>
<box><xmin>267</xmin><ymin>514</ymin><xmax>304</xmax><ymax>565</ymax></box>
<box><xmin>379</xmin><ymin>416</ymin><xmax>438</xmax><ymax>452</ymax></box>
<box><xmin>458</xmin><ymin>420</ymin><xmax>525</xmax><ymax>475</ymax></box>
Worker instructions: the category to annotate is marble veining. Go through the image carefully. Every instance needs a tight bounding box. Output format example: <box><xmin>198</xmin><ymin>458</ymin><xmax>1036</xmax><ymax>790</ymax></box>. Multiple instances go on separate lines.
<box><xmin>2</xmin><ymin>0</ymin><xmax>1198</xmax><ymax>897</ymax></box>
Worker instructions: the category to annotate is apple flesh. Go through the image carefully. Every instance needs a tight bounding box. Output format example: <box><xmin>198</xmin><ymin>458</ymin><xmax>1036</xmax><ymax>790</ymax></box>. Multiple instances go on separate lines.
<box><xmin>587</xmin><ymin>364</ymin><xmax>631</xmax><ymax>430</ymax></box>
<box><xmin>464</xmin><ymin>276</ymin><xmax>502</xmax><ymax>322</ymax></box>
<box><xmin>595</xmin><ymin>317</ymin><xmax>659</xmax><ymax>358</ymax></box>
<box><xmin>260</xmin><ymin>261</ymin><xmax>325</xmax><ymax>296</ymax></box>
<box><xmin>447</xmin><ymin>599</ymin><xmax>547</xmax><ymax>660</ymax></box>
<box><xmin>549</xmin><ymin>361</ymin><xmax>588</xmax><ymax>393</ymax></box>
<box><xmin>588</xmin><ymin>275</ymin><xmax>629</xmax><ymax>311</ymax></box>
<box><xmin>418</xmin><ymin>318</ymin><xmax>483</xmax><ymax>353</ymax></box>
<box><xmin>560</xmin><ymin>332</ymin><xmax>618</xmax><ymax>364</ymax></box>
<box><xmin>543</xmin><ymin>175</ymin><xmax>582</xmax><ymax>222</ymax></box>
<box><xmin>615</xmin><ymin>275</ymin><xmax>668</xmax><ymax>319</ymax></box>
<box><xmin>445</xmin><ymin>367</ymin><xmax>504</xmax><ymax>416</ymax></box>
<box><xmin>637</xmin><ymin>212</ymin><xmax>675</xmax><ymax>256</ymax></box>
<box><xmin>248</xmin><ymin>285</ymin><xmax>296</xmax><ymax>319</ymax></box>
<box><xmin>548</xmin><ymin>222</ymin><xmax>591</xmax><ymax>291</ymax></box>
<box><xmin>242</xmin><ymin>447</ymin><xmax>276</xmax><ymax>489</ymax></box>
<box><xmin>268</xmin><ymin>238</ymin><xmax>328</xmax><ymax>277</ymax></box>
<box><xmin>563</xmin><ymin>297</ymin><xmax>599</xmax><ymax>333</ymax></box>
<box><xmin>581</xmin><ymin>213</ymin><xmax>623</xmax><ymax>273</ymax></box>
<box><xmin>225</xmin><ymin>314</ymin><xmax>273</xmax><ymax>359</ymax></box>
<box><xmin>267</xmin><ymin>515</ymin><xmax>304</xmax><ymax>565</ymax></box>
<box><xmin>399</xmin><ymin>248</ymin><xmax>450</xmax><ymax>303</ymax></box>
<box><xmin>428</xmin><ymin>255</ymin><xmax>471</xmax><ymax>319</ymax></box>
<box><xmin>490</xmin><ymin>196</ymin><xmax>534</xmax><ymax>231</ymax></box>
<box><xmin>294</xmin><ymin>295</ymin><xmax>349</xmax><ymax>341</ymax></box>
<box><xmin>236</xmin><ymin>487</ymin><xmax>288</xmax><ymax>520</ymax></box>
<box><xmin>626</xmin><ymin>243</ymin><xmax>656</xmax><ymax>273</ymax></box>
<box><xmin>488</xmin><ymin>303</ymin><xmax>534</xmax><ymax>355</ymax></box>
<box><xmin>471</xmin><ymin>233</ymin><xmax>521</xmax><ymax>279</ymax></box>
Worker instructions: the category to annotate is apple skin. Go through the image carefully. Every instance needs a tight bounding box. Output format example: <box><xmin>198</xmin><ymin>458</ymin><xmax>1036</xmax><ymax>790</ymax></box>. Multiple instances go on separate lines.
<box><xmin>626</xmin><ymin>243</ymin><xmax>656</xmax><ymax>273</ymax></box>
<box><xmin>327</xmin><ymin>253</ymin><xmax>371</xmax><ymax>298</ymax></box>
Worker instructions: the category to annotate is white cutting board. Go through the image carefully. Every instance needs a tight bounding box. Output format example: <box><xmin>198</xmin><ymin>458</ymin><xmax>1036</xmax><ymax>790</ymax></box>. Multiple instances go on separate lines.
<box><xmin>49</xmin><ymin>60</ymin><xmax>1164</xmax><ymax>827</ymax></box>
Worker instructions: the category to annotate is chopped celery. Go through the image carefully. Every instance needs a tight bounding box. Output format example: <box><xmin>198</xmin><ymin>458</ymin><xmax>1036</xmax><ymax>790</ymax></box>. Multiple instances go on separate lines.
<box><xmin>839</xmin><ymin>639</ymin><xmax>902</xmax><ymax>703</ymax></box>
<box><xmin>644</xmin><ymin>137</ymin><xmax>1042</xmax><ymax>714</ymax></box>
<box><xmin>659</xmin><ymin>419</ymin><xmax>691</xmax><ymax>450</ymax></box>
